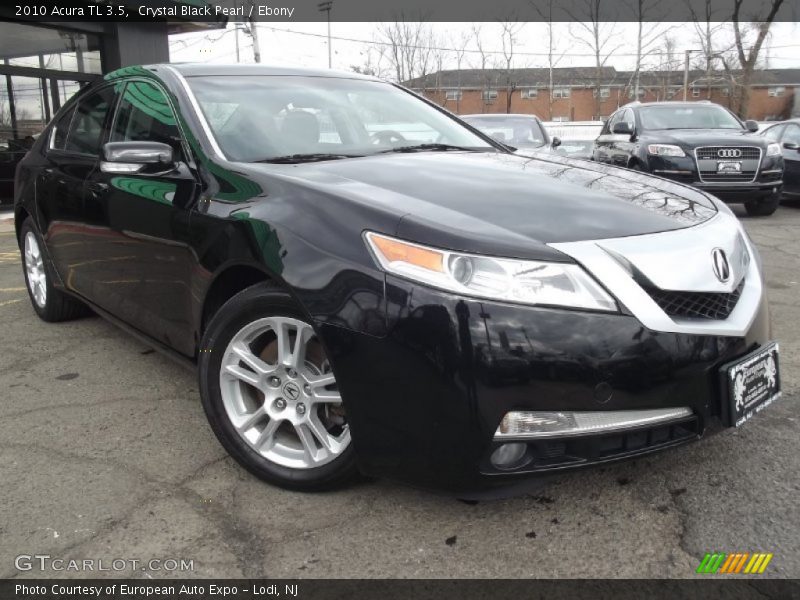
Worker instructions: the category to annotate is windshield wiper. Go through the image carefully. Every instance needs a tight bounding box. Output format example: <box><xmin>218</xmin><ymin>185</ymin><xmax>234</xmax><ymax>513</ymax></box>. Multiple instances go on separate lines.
<box><xmin>374</xmin><ymin>143</ymin><xmax>489</xmax><ymax>154</ymax></box>
<box><xmin>255</xmin><ymin>153</ymin><xmax>364</xmax><ymax>164</ymax></box>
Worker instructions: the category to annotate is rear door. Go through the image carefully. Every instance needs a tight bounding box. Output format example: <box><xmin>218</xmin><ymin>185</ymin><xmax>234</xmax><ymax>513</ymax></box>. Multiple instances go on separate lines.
<box><xmin>37</xmin><ymin>86</ymin><xmax>115</xmax><ymax>298</ymax></box>
<box><xmin>83</xmin><ymin>78</ymin><xmax>200</xmax><ymax>355</ymax></box>
<box><xmin>780</xmin><ymin>124</ymin><xmax>800</xmax><ymax>197</ymax></box>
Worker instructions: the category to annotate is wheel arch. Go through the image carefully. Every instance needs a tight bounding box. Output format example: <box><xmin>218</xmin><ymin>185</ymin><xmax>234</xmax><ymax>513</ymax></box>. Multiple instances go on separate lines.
<box><xmin>200</xmin><ymin>263</ymin><xmax>274</xmax><ymax>336</ymax></box>
<box><xmin>14</xmin><ymin>206</ymin><xmax>31</xmax><ymax>246</ymax></box>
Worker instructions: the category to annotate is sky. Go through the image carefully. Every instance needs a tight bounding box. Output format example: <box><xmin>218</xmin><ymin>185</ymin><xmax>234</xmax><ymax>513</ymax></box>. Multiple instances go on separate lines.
<box><xmin>168</xmin><ymin>21</ymin><xmax>800</xmax><ymax>78</ymax></box>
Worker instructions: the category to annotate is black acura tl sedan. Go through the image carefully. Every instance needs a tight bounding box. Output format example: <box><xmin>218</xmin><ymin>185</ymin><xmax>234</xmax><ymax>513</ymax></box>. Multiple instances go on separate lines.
<box><xmin>13</xmin><ymin>64</ymin><xmax>780</xmax><ymax>495</ymax></box>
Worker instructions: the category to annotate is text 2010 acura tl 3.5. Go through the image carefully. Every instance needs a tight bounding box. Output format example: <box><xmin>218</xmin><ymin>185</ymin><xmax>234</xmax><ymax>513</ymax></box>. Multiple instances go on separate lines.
<box><xmin>13</xmin><ymin>65</ymin><xmax>781</xmax><ymax>495</ymax></box>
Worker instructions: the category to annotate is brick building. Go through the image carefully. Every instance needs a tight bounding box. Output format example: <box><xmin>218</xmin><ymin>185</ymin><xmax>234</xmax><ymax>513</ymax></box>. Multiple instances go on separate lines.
<box><xmin>404</xmin><ymin>67</ymin><xmax>800</xmax><ymax>121</ymax></box>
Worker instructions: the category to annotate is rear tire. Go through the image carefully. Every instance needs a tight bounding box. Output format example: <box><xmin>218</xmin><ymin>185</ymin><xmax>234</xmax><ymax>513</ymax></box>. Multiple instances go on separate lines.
<box><xmin>19</xmin><ymin>218</ymin><xmax>89</xmax><ymax>322</ymax></box>
<box><xmin>744</xmin><ymin>194</ymin><xmax>780</xmax><ymax>217</ymax></box>
<box><xmin>198</xmin><ymin>282</ymin><xmax>359</xmax><ymax>491</ymax></box>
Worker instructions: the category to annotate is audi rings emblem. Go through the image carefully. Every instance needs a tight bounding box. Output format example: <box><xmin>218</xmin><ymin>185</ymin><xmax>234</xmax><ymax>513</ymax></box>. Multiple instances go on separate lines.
<box><xmin>717</xmin><ymin>148</ymin><xmax>742</xmax><ymax>159</ymax></box>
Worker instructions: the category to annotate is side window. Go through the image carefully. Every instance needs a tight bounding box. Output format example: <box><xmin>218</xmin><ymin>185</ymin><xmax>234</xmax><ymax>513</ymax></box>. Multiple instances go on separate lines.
<box><xmin>111</xmin><ymin>80</ymin><xmax>184</xmax><ymax>160</ymax></box>
<box><xmin>782</xmin><ymin>125</ymin><xmax>800</xmax><ymax>146</ymax></box>
<box><xmin>605</xmin><ymin>111</ymin><xmax>621</xmax><ymax>134</ymax></box>
<box><xmin>621</xmin><ymin>109</ymin><xmax>635</xmax><ymax>130</ymax></box>
<box><xmin>763</xmin><ymin>125</ymin><xmax>785</xmax><ymax>142</ymax></box>
<box><xmin>50</xmin><ymin>105</ymin><xmax>77</xmax><ymax>151</ymax></box>
<box><xmin>66</xmin><ymin>87</ymin><xmax>115</xmax><ymax>155</ymax></box>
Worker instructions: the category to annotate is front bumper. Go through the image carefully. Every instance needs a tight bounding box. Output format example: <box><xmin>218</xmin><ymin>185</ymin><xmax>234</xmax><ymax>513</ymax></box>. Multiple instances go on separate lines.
<box><xmin>648</xmin><ymin>154</ymin><xmax>783</xmax><ymax>203</ymax></box>
<box><xmin>319</xmin><ymin>275</ymin><xmax>771</xmax><ymax>495</ymax></box>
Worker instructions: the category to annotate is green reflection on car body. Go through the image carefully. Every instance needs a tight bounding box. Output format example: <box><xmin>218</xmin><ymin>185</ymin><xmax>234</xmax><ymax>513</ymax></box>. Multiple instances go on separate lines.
<box><xmin>110</xmin><ymin>176</ymin><xmax>176</xmax><ymax>205</ymax></box>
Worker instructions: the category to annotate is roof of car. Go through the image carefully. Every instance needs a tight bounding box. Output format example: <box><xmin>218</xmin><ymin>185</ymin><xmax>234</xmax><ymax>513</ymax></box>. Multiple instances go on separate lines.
<box><xmin>630</xmin><ymin>101</ymin><xmax>721</xmax><ymax>108</ymax></box>
<box><xmin>461</xmin><ymin>113</ymin><xmax>542</xmax><ymax>119</ymax></box>
<box><xmin>155</xmin><ymin>63</ymin><xmax>383</xmax><ymax>81</ymax></box>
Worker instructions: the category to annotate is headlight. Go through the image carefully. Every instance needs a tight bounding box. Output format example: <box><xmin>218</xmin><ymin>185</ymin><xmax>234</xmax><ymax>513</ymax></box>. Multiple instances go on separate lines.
<box><xmin>647</xmin><ymin>144</ymin><xmax>685</xmax><ymax>157</ymax></box>
<box><xmin>365</xmin><ymin>232</ymin><xmax>618</xmax><ymax>312</ymax></box>
<box><xmin>766</xmin><ymin>142</ymin><xmax>782</xmax><ymax>157</ymax></box>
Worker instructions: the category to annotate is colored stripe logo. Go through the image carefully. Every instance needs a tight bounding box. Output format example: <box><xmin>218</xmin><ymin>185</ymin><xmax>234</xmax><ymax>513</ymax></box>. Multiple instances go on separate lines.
<box><xmin>696</xmin><ymin>552</ymin><xmax>773</xmax><ymax>574</ymax></box>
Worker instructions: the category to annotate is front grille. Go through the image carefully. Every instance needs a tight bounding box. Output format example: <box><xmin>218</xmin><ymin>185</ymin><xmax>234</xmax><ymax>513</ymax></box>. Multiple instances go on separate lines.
<box><xmin>695</xmin><ymin>146</ymin><xmax>762</xmax><ymax>184</ymax></box>
<box><xmin>695</xmin><ymin>146</ymin><xmax>761</xmax><ymax>160</ymax></box>
<box><xmin>645</xmin><ymin>279</ymin><xmax>745</xmax><ymax>320</ymax></box>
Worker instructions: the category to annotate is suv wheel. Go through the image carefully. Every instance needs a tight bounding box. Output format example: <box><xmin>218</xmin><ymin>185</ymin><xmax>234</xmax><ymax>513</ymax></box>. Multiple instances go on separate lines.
<box><xmin>744</xmin><ymin>194</ymin><xmax>780</xmax><ymax>217</ymax></box>
<box><xmin>198</xmin><ymin>282</ymin><xmax>358</xmax><ymax>491</ymax></box>
<box><xmin>19</xmin><ymin>218</ymin><xmax>88</xmax><ymax>322</ymax></box>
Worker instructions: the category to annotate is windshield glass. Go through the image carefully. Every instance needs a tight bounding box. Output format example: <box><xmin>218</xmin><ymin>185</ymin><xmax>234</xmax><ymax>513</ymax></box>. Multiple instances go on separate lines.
<box><xmin>463</xmin><ymin>116</ymin><xmax>547</xmax><ymax>148</ymax></box>
<box><xmin>639</xmin><ymin>105</ymin><xmax>743</xmax><ymax>130</ymax></box>
<box><xmin>186</xmin><ymin>75</ymin><xmax>495</xmax><ymax>161</ymax></box>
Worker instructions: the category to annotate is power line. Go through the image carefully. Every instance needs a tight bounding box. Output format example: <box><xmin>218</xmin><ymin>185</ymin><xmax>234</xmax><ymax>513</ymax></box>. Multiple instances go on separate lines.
<box><xmin>260</xmin><ymin>24</ymin><xmax>800</xmax><ymax>58</ymax></box>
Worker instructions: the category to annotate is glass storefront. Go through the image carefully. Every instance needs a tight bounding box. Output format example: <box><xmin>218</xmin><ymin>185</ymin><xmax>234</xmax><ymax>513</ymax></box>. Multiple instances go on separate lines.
<box><xmin>1</xmin><ymin>22</ymin><xmax>102</xmax><ymax>203</ymax></box>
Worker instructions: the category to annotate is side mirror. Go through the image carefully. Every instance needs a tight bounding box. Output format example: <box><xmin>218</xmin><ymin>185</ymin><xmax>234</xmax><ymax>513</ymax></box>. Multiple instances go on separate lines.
<box><xmin>745</xmin><ymin>120</ymin><xmax>760</xmax><ymax>133</ymax></box>
<box><xmin>551</xmin><ymin>136</ymin><xmax>561</xmax><ymax>148</ymax></box>
<box><xmin>612</xmin><ymin>121</ymin><xmax>634</xmax><ymax>136</ymax></box>
<box><xmin>101</xmin><ymin>141</ymin><xmax>175</xmax><ymax>174</ymax></box>
<box><xmin>783</xmin><ymin>142</ymin><xmax>800</xmax><ymax>151</ymax></box>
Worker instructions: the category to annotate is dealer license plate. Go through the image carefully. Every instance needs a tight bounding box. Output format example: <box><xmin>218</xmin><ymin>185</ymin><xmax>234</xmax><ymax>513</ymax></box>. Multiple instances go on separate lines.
<box><xmin>717</xmin><ymin>161</ymin><xmax>742</xmax><ymax>173</ymax></box>
<box><xmin>720</xmin><ymin>342</ymin><xmax>780</xmax><ymax>427</ymax></box>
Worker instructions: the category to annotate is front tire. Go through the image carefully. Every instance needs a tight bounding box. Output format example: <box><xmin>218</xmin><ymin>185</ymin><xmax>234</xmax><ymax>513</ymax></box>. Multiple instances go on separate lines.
<box><xmin>744</xmin><ymin>194</ymin><xmax>780</xmax><ymax>217</ymax></box>
<box><xmin>198</xmin><ymin>282</ymin><xmax>358</xmax><ymax>491</ymax></box>
<box><xmin>19</xmin><ymin>218</ymin><xmax>88</xmax><ymax>322</ymax></box>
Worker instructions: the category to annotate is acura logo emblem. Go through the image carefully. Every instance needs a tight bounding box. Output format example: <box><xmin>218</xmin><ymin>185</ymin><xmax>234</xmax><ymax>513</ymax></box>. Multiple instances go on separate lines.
<box><xmin>282</xmin><ymin>382</ymin><xmax>300</xmax><ymax>400</ymax></box>
<box><xmin>712</xmin><ymin>248</ymin><xmax>731</xmax><ymax>283</ymax></box>
<box><xmin>717</xmin><ymin>148</ymin><xmax>742</xmax><ymax>159</ymax></box>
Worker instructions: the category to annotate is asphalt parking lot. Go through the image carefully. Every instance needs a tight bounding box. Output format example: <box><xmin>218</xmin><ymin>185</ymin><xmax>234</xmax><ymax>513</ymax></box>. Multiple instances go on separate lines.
<box><xmin>0</xmin><ymin>204</ymin><xmax>798</xmax><ymax>580</ymax></box>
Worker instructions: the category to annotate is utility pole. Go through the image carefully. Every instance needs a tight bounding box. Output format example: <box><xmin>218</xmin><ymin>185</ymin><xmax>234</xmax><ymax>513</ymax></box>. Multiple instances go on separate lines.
<box><xmin>683</xmin><ymin>49</ymin><xmax>699</xmax><ymax>100</ymax></box>
<box><xmin>234</xmin><ymin>23</ymin><xmax>240</xmax><ymax>63</ymax></box>
<box><xmin>318</xmin><ymin>1</ymin><xmax>333</xmax><ymax>68</ymax></box>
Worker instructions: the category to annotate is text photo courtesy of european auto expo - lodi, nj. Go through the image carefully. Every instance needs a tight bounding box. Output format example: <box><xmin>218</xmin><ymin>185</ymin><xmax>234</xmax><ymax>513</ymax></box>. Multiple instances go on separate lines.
<box><xmin>1</xmin><ymin>0</ymin><xmax>799</xmax><ymax>598</ymax></box>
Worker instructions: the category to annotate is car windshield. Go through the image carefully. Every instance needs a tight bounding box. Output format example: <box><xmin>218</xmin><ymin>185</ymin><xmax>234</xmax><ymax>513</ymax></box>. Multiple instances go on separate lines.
<box><xmin>463</xmin><ymin>116</ymin><xmax>548</xmax><ymax>148</ymax></box>
<box><xmin>186</xmin><ymin>75</ymin><xmax>495</xmax><ymax>162</ymax></box>
<box><xmin>638</xmin><ymin>105</ymin><xmax>743</xmax><ymax>130</ymax></box>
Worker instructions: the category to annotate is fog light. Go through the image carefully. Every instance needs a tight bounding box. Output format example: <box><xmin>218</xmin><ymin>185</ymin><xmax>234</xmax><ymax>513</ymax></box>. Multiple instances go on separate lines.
<box><xmin>495</xmin><ymin>408</ymin><xmax>693</xmax><ymax>439</ymax></box>
<box><xmin>490</xmin><ymin>442</ymin><xmax>528</xmax><ymax>470</ymax></box>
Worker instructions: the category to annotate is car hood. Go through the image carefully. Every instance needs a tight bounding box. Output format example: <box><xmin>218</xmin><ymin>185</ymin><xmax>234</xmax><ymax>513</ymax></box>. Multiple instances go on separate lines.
<box><xmin>251</xmin><ymin>151</ymin><xmax>718</xmax><ymax>260</ymax></box>
<box><xmin>648</xmin><ymin>129</ymin><xmax>767</xmax><ymax>147</ymax></box>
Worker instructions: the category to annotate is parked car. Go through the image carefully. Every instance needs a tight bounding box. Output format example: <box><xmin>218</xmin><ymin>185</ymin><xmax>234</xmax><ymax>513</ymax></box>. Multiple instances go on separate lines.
<box><xmin>461</xmin><ymin>113</ymin><xmax>560</xmax><ymax>154</ymax></box>
<box><xmin>759</xmin><ymin>119</ymin><xmax>800</xmax><ymax>200</ymax></box>
<box><xmin>544</xmin><ymin>120</ymin><xmax>604</xmax><ymax>160</ymax></box>
<box><xmin>593</xmin><ymin>101</ymin><xmax>784</xmax><ymax>216</ymax></box>
<box><xmin>14</xmin><ymin>65</ymin><xmax>779</xmax><ymax>496</ymax></box>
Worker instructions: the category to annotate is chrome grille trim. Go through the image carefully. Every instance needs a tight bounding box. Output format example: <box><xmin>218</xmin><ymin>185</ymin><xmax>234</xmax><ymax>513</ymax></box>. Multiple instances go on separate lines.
<box><xmin>693</xmin><ymin>146</ymin><xmax>762</xmax><ymax>184</ymax></box>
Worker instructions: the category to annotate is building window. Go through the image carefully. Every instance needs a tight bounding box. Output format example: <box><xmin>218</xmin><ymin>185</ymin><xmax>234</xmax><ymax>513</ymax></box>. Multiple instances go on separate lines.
<box><xmin>482</xmin><ymin>89</ymin><xmax>498</xmax><ymax>102</ymax></box>
<box><xmin>552</xmin><ymin>87</ymin><xmax>571</xmax><ymax>99</ymax></box>
<box><xmin>691</xmin><ymin>87</ymin><xmax>701</xmax><ymax>98</ymax></box>
<box><xmin>445</xmin><ymin>90</ymin><xmax>462</xmax><ymax>101</ymax></box>
<box><xmin>592</xmin><ymin>115</ymin><xmax>608</xmax><ymax>122</ymax></box>
<box><xmin>722</xmin><ymin>87</ymin><xmax>730</xmax><ymax>97</ymax></box>
<box><xmin>593</xmin><ymin>87</ymin><xmax>611</xmax><ymax>99</ymax></box>
<box><xmin>552</xmin><ymin>116</ymin><xmax>570</xmax><ymax>122</ymax></box>
<box><xmin>666</xmin><ymin>89</ymin><xmax>678</xmax><ymax>99</ymax></box>
<box><xmin>768</xmin><ymin>86</ymin><xmax>785</xmax><ymax>97</ymax></box>
<box><xmin>520</xmin><ymin>88</ymin><xmax>538</xmax><ymax>99</ymax></box>
<box><xmin>628</xmin><ymin>88</ymin><xmax>646</xmax><ymax>99</ymax></box>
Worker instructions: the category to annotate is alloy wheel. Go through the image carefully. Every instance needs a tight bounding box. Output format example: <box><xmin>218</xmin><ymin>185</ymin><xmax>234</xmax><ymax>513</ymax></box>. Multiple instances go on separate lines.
<box><xmin>219</xmin><ymin>316</ymin><xmax>350</xmax><ymax>469</ymax></box>
<box><xmin>24</xmin><ymin>231</ymin><xmax>46</xmax><ymax>308</ymax></box>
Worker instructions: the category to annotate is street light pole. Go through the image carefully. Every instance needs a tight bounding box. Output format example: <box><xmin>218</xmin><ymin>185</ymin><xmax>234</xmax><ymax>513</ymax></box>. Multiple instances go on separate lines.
<box><xmin>318</xmin><ymin>1</ymin><xmax>333</xmax><ymax>69</ymax></box>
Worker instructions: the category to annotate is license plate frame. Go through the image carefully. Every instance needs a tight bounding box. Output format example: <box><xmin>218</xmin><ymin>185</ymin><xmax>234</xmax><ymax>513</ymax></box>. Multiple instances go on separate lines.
<box><xmin>717</xmin><ymin>161</ymin><xmax>742</xmax><ymax>174</ymax></box>
<box><xmin>719</xmin><ymin>342</ymin><xmax>780</xmax><ymax>427</ymax></box>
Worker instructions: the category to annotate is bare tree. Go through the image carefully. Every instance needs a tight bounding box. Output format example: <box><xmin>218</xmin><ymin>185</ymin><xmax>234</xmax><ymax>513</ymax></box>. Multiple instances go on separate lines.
<box><xmin>566</xmin><ymin>0</ymin><xmax>622</xmax><ymax>118</ymax></box>
<box><xmin>687</xmin><ymin>0</ymin><xmax>733</xmax><ymax>98</ymax></box>
<box><xmin>374</xmin><ymin>17</ymin><xmax>438</xmax><ymax>85</ymax></box>
<box><xmin>624</xmin><ymin>0</ymin><xmax>674</xmax><ymax>100</ymax></box>
<box><xmin>470</xmin><ymin>24</ymin><xmax>500</xmax><ymax>113</ymax></box>
<box><xmin>499</xmin><ymin>20</ymin><xmax>525</xmax><ymax>113</ymax></box>
<box><xmin>726</xmin><ymin>0</ymin><xmax>785</xmax><ymax>117</ymax></box>
<box><xmin>449</xmin><ymin>31</ymin><xmax>471</xmax><ymax>113</ymax></box>
<box><xmin>531</xmin><ymin>0</ymin><xmax>567</xmax><ymax>119</ymax></box>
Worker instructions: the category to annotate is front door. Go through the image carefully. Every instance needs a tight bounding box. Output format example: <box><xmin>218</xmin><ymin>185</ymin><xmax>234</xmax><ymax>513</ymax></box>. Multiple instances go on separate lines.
<box><xmin>780</xmin><ymin>124</ymin><xmax>800</xmax><ymax>197</ymax></box>
<box><xmin>83</xmin><ymin>79</ymin><xmax>200</xmax><ymax>355</ymax></box>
